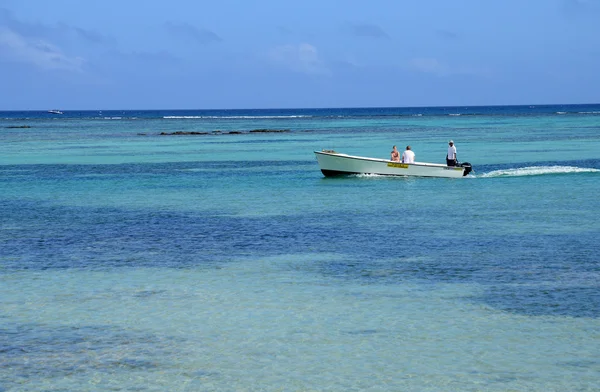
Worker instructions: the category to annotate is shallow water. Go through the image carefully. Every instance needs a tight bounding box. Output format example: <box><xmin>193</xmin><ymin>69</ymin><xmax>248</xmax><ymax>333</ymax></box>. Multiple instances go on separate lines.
<box><xmin>1</xmin><ymin>106</ymin><xmax>599</xmax><ymax>391</ymax></box>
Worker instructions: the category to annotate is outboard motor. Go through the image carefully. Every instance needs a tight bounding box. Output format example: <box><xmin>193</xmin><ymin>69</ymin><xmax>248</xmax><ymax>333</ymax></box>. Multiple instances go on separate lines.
<box><xmin>460</xmin><ymin>162</ymin><xmax>473</xmax><ymax>176</ymax></box>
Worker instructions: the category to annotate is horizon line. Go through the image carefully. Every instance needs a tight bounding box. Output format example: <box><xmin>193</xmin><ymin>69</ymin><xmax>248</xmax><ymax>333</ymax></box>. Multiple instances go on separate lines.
<box><xmin>1</xmin><ymin>102</ymin><xmax>599</xmax><ymax>112</ymax></box>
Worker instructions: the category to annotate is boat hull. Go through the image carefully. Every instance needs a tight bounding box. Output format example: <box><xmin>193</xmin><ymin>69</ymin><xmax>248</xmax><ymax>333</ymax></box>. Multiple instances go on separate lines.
<box><xmin>314</xmin><ymin>151</ymin><xmax>469</xmax><ymax>178</ymax></box>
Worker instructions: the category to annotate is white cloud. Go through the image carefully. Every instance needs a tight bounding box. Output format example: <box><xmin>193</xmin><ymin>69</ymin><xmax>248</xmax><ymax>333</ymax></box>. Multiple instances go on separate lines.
<box><xmin>269</xmin><ymin>43</ymin><xmax>330</xmax><ymax>75</ymax></box>
<box><xmin>0</xmin><ymin>27</ymin><xmax>85</xmax><ymax>72</ymax></box>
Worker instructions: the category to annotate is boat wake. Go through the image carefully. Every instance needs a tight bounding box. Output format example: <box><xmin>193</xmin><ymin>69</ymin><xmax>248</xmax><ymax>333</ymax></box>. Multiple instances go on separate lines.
<box><xmin>480</xmin><ymin>166</ymin><xmax>600</xmax><ymax>178</ymax></box>
<box><xmin>353</xmin><ymin>173</ymin><xmax>386</xmax><ymax>178</ymax></box>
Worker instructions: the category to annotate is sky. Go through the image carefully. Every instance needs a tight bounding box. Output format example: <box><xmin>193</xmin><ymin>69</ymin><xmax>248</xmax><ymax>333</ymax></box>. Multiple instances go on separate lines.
<box><xmin>0</xmin><ymin>0</ymin><xmax>599</xmax><ymax>109</ymax></box>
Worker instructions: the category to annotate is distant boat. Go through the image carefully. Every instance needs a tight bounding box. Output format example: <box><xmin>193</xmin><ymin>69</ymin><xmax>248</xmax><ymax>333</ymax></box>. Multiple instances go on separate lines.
<box><xmin>48</xmin><ymin>110</ymin><xmax>63</xmax><ymax>115</ymax></box>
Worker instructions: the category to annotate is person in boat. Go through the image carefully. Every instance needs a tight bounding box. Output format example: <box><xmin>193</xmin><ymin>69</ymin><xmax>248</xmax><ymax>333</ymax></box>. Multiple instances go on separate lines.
<box><xmin>446</xmin><ymin>140</ymin><xmax>457</xmax><ymax>166</ymax></box>
<box><xmin>402</xmin><ymin>145</ymin><xmax>415</xmax><ymax>163</ymax></box>
<box><xmin>391</xmin><ymin>145</ymin><xmax>400</xmax><ymax>162</ymax></box>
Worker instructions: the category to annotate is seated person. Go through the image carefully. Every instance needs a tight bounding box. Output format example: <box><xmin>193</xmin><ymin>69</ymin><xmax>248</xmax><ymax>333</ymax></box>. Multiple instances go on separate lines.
<box><xmin>390</xmin><ymin>145</ymin><xmax>400</xmax><ymax>162</ymax></box>
<box><xmin>402</xmin><ymin>145</ymin><xmax>415</xmax><ymax>163</ymax></box>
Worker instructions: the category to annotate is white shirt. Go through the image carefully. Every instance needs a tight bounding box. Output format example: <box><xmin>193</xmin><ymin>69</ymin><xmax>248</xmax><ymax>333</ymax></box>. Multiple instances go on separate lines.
<box><xmin>402</xmin><ymin>150</ymin><xmax>415</xmax><ymax>163</ymax></box>
<box><xmin>447</xmin><ymin>145</ymin><xmax>457</xmax><ymax>160</ymax></box>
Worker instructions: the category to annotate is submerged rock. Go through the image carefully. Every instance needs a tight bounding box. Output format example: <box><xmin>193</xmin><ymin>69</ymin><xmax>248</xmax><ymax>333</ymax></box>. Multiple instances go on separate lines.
<box><xmin>249</xmin><ymin>129</ymin><xmax>290</xmax><ymax>133</ymax></box>
<box><xmin>156</xmin><ymin>129</ymin><xmax>291</xmax><ymax>136</ymax></box>
<box><xmin>159</xmin><ymin>131</ymin><xmax>209</xmax><ymax>135</ymax></box>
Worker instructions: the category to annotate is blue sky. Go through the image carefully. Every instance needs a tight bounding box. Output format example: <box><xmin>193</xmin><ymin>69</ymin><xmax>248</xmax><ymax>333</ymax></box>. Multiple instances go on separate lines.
<box><xmin>1</xmin><ymin>0</ymin><xmax>599</xmax><ymax>109</ymax></box>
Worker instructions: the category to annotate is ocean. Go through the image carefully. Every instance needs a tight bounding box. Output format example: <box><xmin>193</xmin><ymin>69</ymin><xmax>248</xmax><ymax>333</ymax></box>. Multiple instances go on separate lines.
<box><xmin>1</xmin><ymin>104</ymin><xmax>599</xmax><ymax>391</ymax></box>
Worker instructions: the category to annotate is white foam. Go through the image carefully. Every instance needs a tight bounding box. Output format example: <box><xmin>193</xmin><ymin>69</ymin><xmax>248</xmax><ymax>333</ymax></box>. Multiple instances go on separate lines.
<box><xmin>351</xmin><ymin>173</ymin><xmax>417</xmax><ymax>179</ymax></box>
<box><xmin>353</xmin><ymin>173</ymin><xmax>385</xmax><ymax>178</ymax></box>
<box><xmin>556</xmin><ymin>112</ymin><xmax>567</xmax><ymax>114</ymax></box>
<box><xmin>163</xmin><ymin>115</ymin><xmax>311</xmax><ymax>119</ymax></box>
<box><xmin>480</xmin><ymin>166</ymin><xmax>600</xmax><ymax>178</ymax></box>
<box><xmin>579</xmin><ymin>111</ymin><xmax>600</xmax><ymax>114</ymax></box>
<box><xmin>449</xmin><ymin>113</ymin><xmax>461</xmax><ymax>116</ymax></box>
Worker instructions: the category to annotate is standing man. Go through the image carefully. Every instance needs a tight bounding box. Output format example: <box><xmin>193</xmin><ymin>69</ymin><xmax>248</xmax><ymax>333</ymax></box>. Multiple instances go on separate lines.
<box><xmin>402</xmin><ymin>145</ymin><xmax>415</xmax><ymax>163</ymax></box>
<box><xmin>446</xmin><ymin>140</ymin><xmax>457</xmax><ymax>166</ymax></box>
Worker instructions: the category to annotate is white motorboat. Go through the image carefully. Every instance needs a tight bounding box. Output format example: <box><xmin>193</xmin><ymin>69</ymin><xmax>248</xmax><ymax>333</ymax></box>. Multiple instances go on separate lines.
<box><xmin>314</xmin><ymin>150</ymin><xmax>472</xmax><ymax>178</ymax></box>
<box><xmin>47</xmin><ymin>110</ymin><xmax>63</xmax><ymax>115</ymax></box>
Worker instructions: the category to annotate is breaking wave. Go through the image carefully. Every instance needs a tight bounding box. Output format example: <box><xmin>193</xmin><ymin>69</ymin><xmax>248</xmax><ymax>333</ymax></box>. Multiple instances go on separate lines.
<box><xmin>163</xmin><ymin>115</ymin><xmax>312</xmax><ymax>119</ymax></box>
<box><xmin>480</xmin><ymin>166</ymin><xmax>600</xmax><ymax>178</ymax></box>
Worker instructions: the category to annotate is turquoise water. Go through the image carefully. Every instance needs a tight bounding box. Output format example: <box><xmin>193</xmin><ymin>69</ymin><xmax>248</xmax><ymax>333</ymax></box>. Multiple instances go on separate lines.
<box><xmin>1</xmin><ymin>106</ymin><xmax>600</xmax><ymax>391</ymax></box>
